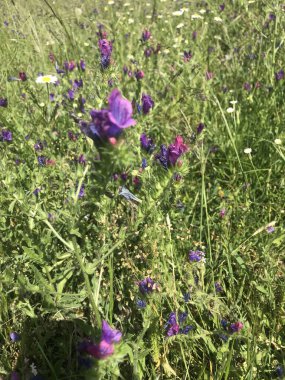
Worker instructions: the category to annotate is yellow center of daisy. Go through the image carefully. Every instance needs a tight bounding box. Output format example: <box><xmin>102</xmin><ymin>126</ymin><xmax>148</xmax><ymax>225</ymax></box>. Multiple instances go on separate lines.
<box><xmin>42</xmin><ymin>76</ymin><xmax>52</xmax><ymax>83</ymax></box>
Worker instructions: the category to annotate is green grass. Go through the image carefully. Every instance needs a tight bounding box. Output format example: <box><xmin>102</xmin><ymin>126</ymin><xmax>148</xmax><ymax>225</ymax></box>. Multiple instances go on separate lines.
<box><xmin>0</xmin><ymin>0</ymin><xmax>284</xmax><ymax>379</ymax></box>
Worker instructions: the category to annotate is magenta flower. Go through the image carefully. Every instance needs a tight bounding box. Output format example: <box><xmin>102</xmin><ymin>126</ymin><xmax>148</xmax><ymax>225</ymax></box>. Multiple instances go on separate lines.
<box><xmin>82</xmin><ymin>320</ymin><xmax>122</xmax><ymax>360</ymax></box>
<box><xmin>167</xmin><ymin>136</ymin><xmax>188</xmax><ymax>165</ymax></box>
<box><xmin>141</xmin><ymin>29</ymin><xmax>151</xmax><ymax>41</ymax></box>
<box><xmin>230</xmin><ymin>322</ymin><xmax>243</xmax><ymax>333</ymax></box>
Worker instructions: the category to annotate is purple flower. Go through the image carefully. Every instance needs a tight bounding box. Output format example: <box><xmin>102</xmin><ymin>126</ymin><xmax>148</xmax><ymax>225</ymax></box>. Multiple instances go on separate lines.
<box><xmin>243</xmin><ymin>82</ymin><xmax>252</xmax><ymax>91</ymax></box>
<box><xmin>79</xmin><ymin>59</ymin><xmax>86</xmax><ymax>71</ymax></box>
<box><xmin>183</xmin><ymin>292</ymin><xmax>191</xmax><ymax>302</ymax></box>
<box><xmin>219</xmin><ymin>4</ymin><xmax>225</xmax><ymax>11</ymax></box>
<box><xmin>137</xmin><ymin>299</ymin><xmax>146</xmax><ymax>308</ymax></box>
<box><xmin>0</xmin><ymin>98</ymin><xmax>8</xmax><ymax>107</ymax></box>
<box><xmin>197</xmin><ymin>123</ymin><xmax>205</xmax><ymax>134</ymax></box>
<box><xmin>80</xmin><ymin>89</ymin><xmax>136</xmax><ymax>143</ymax></box>
<box><xmin>64</xmin><ymin>60</ymin><xmax>76</xmax><ymax>71</ymax></box>
<box><xmin>1</xmin><ymin>129</ymin><xmax>12</xmax><ymax>141</ymax></box>
<box><xmin>141</xmin><ymin>94</ymin><xmax>154</xmax><ymax>114</ymax></box>
<box><xmin>78</xmin><ymin>184</ymin><xmax>85</xmax><ymax>198</ymax></box>
<box><xmin>73</xmin><ymin>79</ymin><xmax>83</xmax><ymax>90</ymax></box>
<box><xmin>167</xmin><ymin>136</ymin><xmax>188</xmax><ymax>166</ymax></box>
<box><xmin>219</xmin><ymin>208</ymin><xmax>226</xmax><ymax>218</ymax></box>
<box><xmin>86</xmin><ymin>340</ymin><xmax>114</xmax><ymax>359</ymax></box>
<box><xmin>183</xmin><ymin>51</ymin><xmax>192</xmax><ymax>62</ymax></box>
<box><xmin>98</xmin><ymin>39</ymin><xmax>113</xmax><ymax>69</ymax></box>
<box><xmin>206</xmin><ymin>71</ymin><xmax>214</xmax><ymax>80</ymax></box>
<box><xmin>121</xmin><ymin>172</ymin><xmax>128</xmax><ymax>181</ymax></box>
<box><xmin>67</xmin><ymin>89</ymin><xmax>75</xmax><ymax>101</ymax></box>
<box><xmin>167</xmin><ymin>324</ymin><xmax>180</xmax><ymax>336</ymax></box>
<box><xmin>34</xmin><ymin>140</ymin><xmax>44</xmax><ymax>151</ymax></box>
<box><xmin>192</xmin><ymin>31</ymin><xmax>197</xmax><ymax>40</ymax></box>
<box><xmin>141</xmin><ymin>158</ymin><xmax>147</xmax><ymax>169</ymax></box>
<box><xmin>33</xmin><ymin>188</ymin><xmax>41</xmax><ymax>196</ymax></box>
<box><xmin>156</xmin><ymin>145</ymin><xmax>169</xmax><ymax>170</ymax></box>
<box><xmin>10</xmin><ymin>332</ymin><xmax>21</xmax><ymax>342</ymax></box>
<box><xmin>269</xmin><ymin>13</ymin><xmax>276</xmax><ymax>21</ymax></box>
<box><xmin>144</xmin><ymin>47</ymin><xmax>153</xmax><ymax>57</ymax></box>
<box><xmin>37</xmin><ymin>156</ymin><xmax>47</xmax><ymax>166</ymax></box>
<box><xmin>138</xmin><ymin>277</ymin><xmax>156</xmax><ymax>294</ymax></box>
<box><xmin>221</xmin><ymin>319</ymin><xmax>228</xmax><ymax>330</ymax></box>
<box><xmin>49</xmin><ymin>93</ymin><xmax>55</xmax><ymax>102</ymax></box>
<box><xmin>275</xmin><ymin>70</ymin><xmax>284</xmax><ymax>81</ymax></box>
<box><xmin>276</xmin><ymin>366</ymin><xmax>284</xmax><ymax>378</ymax></box>
<box><xmin>135</xmin><ymin>70</ymin><xmax>145</xmax><ymax>80</ymax></box>
<box><xmin>230</xmin><ymin>321</ymin><xmax>243</xmax><ymax>333</ymax></box>
<box><xmin>266</xmin><ymin>226</ymin><xmax>275</xmax><ymax>233</ymax></box>
<box><xmin>140</xmin><ymin>133</ymin><xmax>155</xmax><ymax>153</ymax></box>
<box><xmin>188</xmin><ymin>250</ymin><xmax>206</xmax><ymax>262</ymax></box>
<box><xmin>215</xmin><ymin>282</ymin><xmax>223</xmax><ymax>293</ymax></box>
<box><xmin>101</xmin><ymin>320</ymin><xmax>122</xmax><ymax>344</ymax></box>
<box><xmin>78</xmin><ymin>154</ymin><xmax>86</xmax><ymax>164</ymax></box>
<box><xmin>141</xmin><ymin>29</ymin><xmax>151</xmax><ymax>41</ymax></box>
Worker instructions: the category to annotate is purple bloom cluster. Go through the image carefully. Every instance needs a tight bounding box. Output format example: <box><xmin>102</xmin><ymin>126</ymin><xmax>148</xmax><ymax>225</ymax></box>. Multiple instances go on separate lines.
<box><xmin>98</xmin><ymin>39</ymin><xmax>113</xmax><ymax>69</ymax></box>
<box><xmin>80</xmin><ymin>320</ymin><xmax>122</xmax><ymax>360</ymax></box>
<box><xmin>140</xmin><ymin>133</ymin><xmax>155</xmax><ymax>153</ymax></box>
<box><xmin>141</xmin><ymin>93</ymin><xmax>154</xmax><ymax>114</ymax></box>
<box><xmin>138</xmin><ymin>277</ymin><xmax>157</xmax><ymax>294</ymax></box>
<box><xmin>275</xmin><ymin>70</ymin><xmax>284</xmax><ymax>81</ymax></box>
<box><xmin>0</xmin><ymin>98</ymin><xmax>8</xmax><ymax>107</ymax></box>
<box><xmin>79</xmin><ymin>89</ymin><xmax>136</xmax><ymax>144</ymax></box>
<box><xmin>1</xmin><ymin>129</ymin><xmax>12</xmax><ymax>141</ymax></box>
<box><xmin>156</xmin><ymin>136</ymin><xmax>188</xmax><ymax>169</ymax></box>
<box><xmin>188</xmin><ymin>250</ymin><xmax>206</xmax><ymax>263</ymax></box>
<box><xmin>165</xmin><ymin>312</ymin><xmax>194</xmax><ymax>337</ymax></box>
<box><xmin>141</xmin><ymin>29</ymin><xmax>151</xmax><ymax>42</ymax></box>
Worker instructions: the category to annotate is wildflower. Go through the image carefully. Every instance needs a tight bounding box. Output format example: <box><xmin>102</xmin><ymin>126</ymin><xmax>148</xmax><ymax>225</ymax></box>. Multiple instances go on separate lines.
<box><xmin>230</xmin><ymin>321</ymin><xmax>243</xmax><ymax>333</ymax></box>
<box><xmin>78</xmin><ymin>154</ymin><xmax>86</xmax><ymax>164</ymax></box>
<box><xmin>219</xmin><ymin>4</ymin><xmax>225</xmax><ymax>11</ymax></box>
<box><xmin>275</xmin><ymin>70</ymin><xmax>284</xmax><ymax>81</ymax></box>
<box><xmin>79</xmin><ymin>89</ymin><xmax>136</xmax><ymax>143</ymax></box>
<box><xmin>183</xmin><ymin>51</ymin><xmax>192</xmax><ymax>62</ymax></box>
<box><xmin>178</xmin><ymin>312</ymin><xmax>188</xmax><ymax>324</ymax></box>
<box><xmin>33</xmin><ymin>188</ymin><xmax>41</xmax><ymax>197</ymax></box>
<box><xmin>266</xmin><ymin>226</ymin><xmax>275</xmax><ymax>233</ymax></box>
<box><xmin>1</xmin><ymin>129</ymin><xmax>12</xmax><ymax>141</ymax></box>
<box><xmin>113</xmin><ymin>173</ymin><xmax>119</xmax><ymax>181</ymax></box>
<box><xmin>269</xmin><ymin>13</ymin><xmax>276</xmax><ymax>21</ymax></box>
<box><xmin>144</xmin><ymin>47</ymin><xmax>153</xmax><ymax>57</ymax></box>
<box><xmin>0</xmin><ymin>98</ymin><xmax>8</xmax><ymax>107</ymax></box>
<box><xmin>180</xmin><ymin>325</ymin><xmax>194</xmax><ymax>334</ymax></box>
<box><xmin>64</xmin><ymin>60</ymin><xmax>76</xmax><ymax>71</ymax></box>
<box><xmin>140</xmin><ymin>133</ymin><xmax>155</xmax><ymax>153</ymax></box>
<box><xmin>10</xmin><ymin>332</ymin><xmax>21</xmax><ymax>342</ymax></box>
<box><xmin>188</xmin><ymin>250</ymin><xmax>206</xmax><ymax>263</ymax></box>
<box><xmin>138</xmin><ymin>277</ymin><xmax>156</xmax><ymax>294</ymax></box>
<box><xmin>19</xmin><ymin>72</ymin><xmax>27</xmax><ymax>81</ymax></box>
<box><xmin>36</xmin><ymin>75</ymin><xmax>58</xmax><ymax>84</ymax></box>
<box><xmin>78</xmin><ymin>184</ymin><xmax>85</xmax><ymax>198</ymax></box>
<box><xmin>135</xmin><ymin>70</ymin><xmax>145</xmax><ymax>80</ymax></box>
<box><xmin>276</xmin><ymin>366</ymin><xmax>284</xmax><ymax>378</ymax></box>
<box><xmin>121</xmin><ymin>172</ymin><xmax>128</xmax><ymax>181</ymax></box>
<box><xmin>79</xmin><ymin>59</ymin><xmax>86</xmax><ymax>71</ymax></box>
<box><xmin>155</xmin><ymin>145</ymin><xmax>169</xmax><ymax>169</ymax></box>
<box><xmin>73</xmin><ymin>79</ymin><xmax>83</xmax><ymax>90</ymax></box>
<box><xmin>167</xmin><ymin>136</ymin><xmax>188</xmax><ymax>166</ymax></box>
<box><xmin>141</xmin><ymin>158</ymin><xmax>148</xmax><ymax>169</ymax></box>
<box><xmin>141</xmin><ymin>93</ymin><xmax>154</xmax><ymax>114</ymax></box>
<box><xmin>219</xmin><ymin>208</ymin><xmax>226</xmax><ymax>217</ymax></box>
<box><xmin>83</xmin><ymin>320</ymin><xmax>122</xmax><ymax>360</ymax></box>
<box><xmin>221</xmin><ymin>319</ymin><xmax>228</xmax><ymax>330</ymax></box>
<box><xmin>243</xmin><ymin>82</ymin><xmax>252</xmax><ymax>91</ymax></box>
<box><xmin>192</xmin><ymin>31</ymin><xmax>197</xmax><ymax>40</ymax></box>
<box><xmin>67</xmin><ymin>89</ymin><xmax>75</xmax><ymax>101</ymax></box>
<box><xmin>37</xmin><ymin>156</ymin><xmax>47</xmax><ymax>166</ymax></box>
<box><xmin>137</xmin><ymin>299</ymin><xmax>147</xmax><ymax>309</ymax></box>
<box><xmin>197</xmin><ymin>123</ymin><xmax>205</xmax><ymax>134</ymax></box>
<box><xmin>227</xmin><ymin>107</ymin><xmax>235</xmax><ymax>113</ymax></box>
<box><xmin>167</xmin><ymin>324</ymin><xmax>180</xmax><ymax>336</ymax></box>
<box><xmin>244</xmin><ymin>147</ymin><xmax>252</xmax><ymax>154</ymax></box>
<box><xmin>215</xmin><ymin>282</ymin><xmax>223</xmax><ymax>292</ymax></box>
<box><xmin>49</xmin><ymin>93</ymin><xmax>55</xmax><ymax>102</ymax></box>
<box><xmin>99</xmin><ymin>39</ymin><xmax>113</xmax><ymax>69</ymax></box>
<box><xmin>141</xmin><ymin>29</ymin><xmax>151</xmax><ymax>41</ymax></box>
<box><xmin>172</xmin><ymin>9</ymin><xmax>184</xmax><ymax>16</ymax></box>
<box><xmin>274</xmin><ymin>138</ymin><xmax>282</xmax><ymax>145</ymax></box>
<box><xmin>133</xmin><ymin>176</ymin><xmax>140</xmax><ymax>186</ymax></box>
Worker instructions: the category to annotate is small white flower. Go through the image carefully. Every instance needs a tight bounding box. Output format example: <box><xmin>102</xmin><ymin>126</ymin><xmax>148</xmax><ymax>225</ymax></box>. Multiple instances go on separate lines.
<box><xmin>36</xmin><ymin>75</ymin><xmax>58</xmax><ymax>84</ymax></box>
<box><xmin>30</xmin><ymin>363</ymin><xmax>38</xmax><ymax>376</ymax></box>
<box><xmin>274</xmin><ymin>138</ymin><xmax>282</xmax><ymax>145</ymax></box>
<box><xmin>230</xmin><ymin>100</ymin><xmax>238</xmax><ymax>105</ymax></box>
<box><xmin>172</xmin><ymin>9</ymin><xmax>184</xmax><ymax>16</ymax></box>
<box><xmin>199</xmin><ymin>9</ymin><xmax>206</xmax><ymax>14</ymax></box>
<box><xmin>176</xmin><ymin>23</ymin><xmax>184</xmax><ymax>29</ymax></box>
<box><xmin>244</xmin><ymin>148</ymin><xmax>252</xmax><ymax>154</ymax></box>
<box><xmin>227</xmin><ymin>107</ymin><xmax>235</xmax><ymax>113</ymax></box>
<box><xmin>214</xmin><ymin>16</ymin><xmax>223</xmax><ymax>23</ymax></box>
<box><xmin>191</xmin><ymin>13</ymin><xmax>203</xmax><ymax>20</ymax></box>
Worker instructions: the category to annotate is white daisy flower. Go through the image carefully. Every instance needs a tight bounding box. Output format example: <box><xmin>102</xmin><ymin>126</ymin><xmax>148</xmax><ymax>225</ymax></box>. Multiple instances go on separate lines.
<box><xmin>244</xmin><ymin>148</ymin><xmax>252</xmax><ymax>154</ymax></box>
<box><xmin>36</xmin><ymin>75</ymin><xmax>58</xmax><ymax>84</ymax></box>
<box><xmin>226</xmin><ymin>107</ymin><xmax>235</xmax><ymax>113</ymax></box>
<box><xmin>274</xmin><ymin>138</ymin><xmax>282</xmax><ymax>145</ymax></box>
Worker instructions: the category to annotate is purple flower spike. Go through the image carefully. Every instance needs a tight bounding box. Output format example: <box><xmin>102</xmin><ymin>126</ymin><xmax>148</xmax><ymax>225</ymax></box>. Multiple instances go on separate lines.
<box><xmin>167</xmin><ymin>136</ymin><xmax>188</xmax><ymax>166</ymax></box>
<box><xmin>140</xmin><ymin>133</ymin><xmax>155</xmax><ymax>153</ymax></box>
<box><xmin>1</xmin><ymin>129</ymin><xmax>12</xmax><ymax>141</ymax></box>
<box><xmin>230</xmin><ymin>321</ymin><xmax>243</xmax><ymax>333</ymax></box>
<box><xmin>79</xmin><ymin>59</ymin><xmax>86</xmax><ymax>71</ymax></box>
<box><xmin>275</xmin><ymin>70</ymin><xmax>284</xmax><ymax>81</ymax></box>
<box><xmin>197</xmin><ymin>123</ymin><xmax>205</xmax><ymax>134</ymax></box>
<box><xmin>138</xmin><ymin>277</ymin><xmax>156</xmax><ymax>294</ymax></box>
<box><xmin>167</xmin><ymin>324</ymin><xmax>180</xmax><ymax>336</ymax></box>
<box><xmin>141</xmin><ymin>29</ymin><xmax>151</xmax><ymax>41</ymax></box>
<box><xmin>188</xmin><ymin>250</ymin><xmax>206</xmax><ymax>263</ymax></box>
<box><xmin>141</xmin><ymin>94</ymin><xmax>154</xmax><ymax>114</ymax></box>
<box><xmin>108</xmin><ymin>89</ymin><xmax>136</xmax><ymax>129</ymax></box>
<box><xmin>101</xmin><ymin>320</ymin><xmax>122</xmax><ymax>344</ymax></box>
